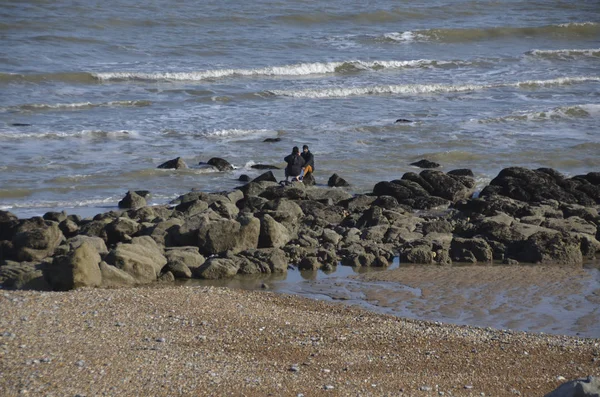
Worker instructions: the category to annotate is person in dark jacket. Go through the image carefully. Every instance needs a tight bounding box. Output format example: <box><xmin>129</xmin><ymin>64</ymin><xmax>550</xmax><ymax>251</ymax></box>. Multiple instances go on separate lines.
<box><xmin>284</xmin><ymin>146</ymin><xmax>305</xmax><ymax>182</ymax></box>
<box><xmin>300</xmin><ymin>145</ymin><xmax>314</xmax><ymax>180</ymax></box>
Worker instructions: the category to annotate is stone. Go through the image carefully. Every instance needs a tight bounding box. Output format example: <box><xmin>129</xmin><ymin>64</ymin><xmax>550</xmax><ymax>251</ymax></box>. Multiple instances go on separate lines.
<box><xmin>196</xmin><ymin>214</ymin><xmax>260</xmax><ymax>255</ymax></box>
<box><xmin>239</xmin><ymin>174</ymin><xmax>251</xmax><ymax>182</ymax></box>
<box><xmin>166</xmin><ymin>261</ymin><xmax>193</xmax><ymax>278</ymax></box>
<box><xmin>252</xmin><ymin>171</ymin><xmax>278</xmax><ymax>183</ymax></box>
<box><xmin>118</xmin><ymin>191</ymin><xmax>146</xmax><ymax>209</ymax></box>
<box><xmin>206</xmin><ymin>157</ymin><xmax>234</xmax><ymax>171</ymax></box>
<box><xmin>410</xmin><ymin>159</ymin><xmax>440</xmax><ymax>169</ymax></box>
<box><xmin>509</xmin><ymin>231</ymin><xmax>583</xmax><ymax>265</ymax></box>
<box><xmin>99</xmin><ymin>261</ymin><xmax>137</xmax><ymax>287</ymax></box>
<box><xmin>251</xmin><ymin>164</ymin><xmax>280</xmax><ymax>170</ymax></box>
<box><xmin>0</xmin><ymin>261</ymin><xmax>51</xmax><ymax>290</ymax></box>
<box><xmin>235</xmin><ymin>248</ymin><xmax>288</xmax><ymax>274</ymax></box>
<box><xmin>544</xmin><ymin>376</ymin><xmax>600</xmax><ymax>397</ymax></box>
<box><xmin>67</xmin><ymin>235</ymin><xmax>109</xmax><ymax>256</ymax></box>
<box><xmin>13</xmin><ymin>218</ymin><xmax>64</xmax><ymax>262</ymax></box>
<box><xmin>165</xmin><ymin>248</ymin><xmax>205</xmax><ymax>277</ymax></box>
<box><xmin>259</xmin><ymin>214</ymin><xmax>291</xmax><ymax>249</ymax></box>
<box><xmin>157</xmin><ymin>157</ymin><xmax>187</xmax><ymax>169</ymax></box>
<box><xmin>43</xmin><ymin>211</ymin><xmax>67</xmax><ymax>223</ymax></box>
<box><xmin>104</xmin><ymin>236</ymin><xmax>167</xmax><ymax>283</ymax></box>
<box><xmin>298</xmin><ymin>256</ymin><xmax>322</xmax><ymax>270</ymax></box>
<box><xmin>196</xmin><ymin>257</ymin><xmax>239</xmax><ymax>279</ymax></box>
<box><xmin>105</xmin><ymin>217</ymin><xmax>141</xmax><ymax>245</ymax></box>
<box><xmin>450</xmin><ymin>237</ymin><xmax>493</xmax><ymax>263</ymax></box>
<box><xmin>46</xmin><ymin>242</ymin><xmax>102</xmax><ymax>290</ymax></box>
<box><xmin>328</xmin><ymin>174</ymin><xmax>350</xmax><ymax>187</ymax></box>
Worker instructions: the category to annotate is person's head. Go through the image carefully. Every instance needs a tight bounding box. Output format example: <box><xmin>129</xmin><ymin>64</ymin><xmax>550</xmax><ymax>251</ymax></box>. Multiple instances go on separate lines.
<box><xmin>292</xmin><ymin>146</ymin><xmax>299</xmax><ymax>155</ymax></box>
<box><xmin>302</xmin><ymin>145</ymin><xmax>309</xmax><ymax>152</ymax></box>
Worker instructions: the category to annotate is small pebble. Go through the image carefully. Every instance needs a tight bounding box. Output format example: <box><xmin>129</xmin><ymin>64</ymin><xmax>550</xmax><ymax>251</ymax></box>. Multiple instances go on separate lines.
<box><xmin>75</xmin><ymin>360</ymin><xmax>85</xmax><ymax>367</ymax></box>
<box><xmin>420</xmin><ymin>386</ymin><xmax>433</xmax><ymax>391</ymax></box>
<box><xmin>289</xmin><ymin>364</ymin><xmax>300</xmax><ymax>372</ymax></box>
<box><xmin>323</xmin><ymin>385</ymin><xmax>334</xmax><ymax>390</ymax></box>
<box><xmin>156</xmin><ymin>337</ymin><xmax>166</xmax><ymax>343</ymax></box>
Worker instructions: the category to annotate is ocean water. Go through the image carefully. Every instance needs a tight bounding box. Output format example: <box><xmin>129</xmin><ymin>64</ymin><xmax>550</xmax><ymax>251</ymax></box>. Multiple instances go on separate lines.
<box><xmin>1</xmin><ymin>0</ymin><xmax>599</xmax><ymax>218</ymax></box>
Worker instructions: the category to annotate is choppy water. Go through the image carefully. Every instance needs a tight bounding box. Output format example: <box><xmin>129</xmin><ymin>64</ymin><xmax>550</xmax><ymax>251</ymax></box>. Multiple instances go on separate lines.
<box><xmin>1</xmin><ymin>0</ymin><xmax>600</xmax><ymax>217</ymax></box>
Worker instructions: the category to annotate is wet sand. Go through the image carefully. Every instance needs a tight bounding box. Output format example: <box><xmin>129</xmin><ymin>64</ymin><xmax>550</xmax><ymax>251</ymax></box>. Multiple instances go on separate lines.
<box><xmin>0</xmin><ymin>286</ymin><xmax>598</xmax><ymax>396</ymax></box>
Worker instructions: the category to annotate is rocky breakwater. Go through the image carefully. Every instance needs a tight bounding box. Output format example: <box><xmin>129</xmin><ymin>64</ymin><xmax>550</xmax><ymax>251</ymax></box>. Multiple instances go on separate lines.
<box><xmin>1</xmin><ymin>166</ymin><xmax>599</xmax><ymax>291</ymax></box>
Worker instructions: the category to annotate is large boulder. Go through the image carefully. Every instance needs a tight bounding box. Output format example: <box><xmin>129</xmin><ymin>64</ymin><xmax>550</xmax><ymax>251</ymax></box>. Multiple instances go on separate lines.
<box><xmin>234</xmin><ymin>248</ymin><xmax>288</xmax><ymax>274</ymax></box>
<box><xmin>544</xmin><ymin>376</ymin><xmax>600</xmax><ymax>397</ymax></box>
<box><xmin>45</xmin><ymin>242</ymin><xmax>102</xmax><ymax>290</ymax></box>
<box><xmin>158</xmin><ymin>157</ymin><xmax>187</xmax><ymax>169</ymax></box>
<box><xmin>481</xmin><ymin>167</ymin><xmax>600</xmax><ymax>205</ymax></box>
<box><xmin>206</xmin><ymin>157</ymin><xmax>233</xmax><ymax>171</ymax></box>
<box><xmin>252</xmin><ymin>171</ymin><xmax>278</xmax><ymax>183</ymax></box>
<box><xmin>67</xmin><ymin>235</ymin><xmax>109</xmax><ymax>256</ymax></box>
<box><xmin>328</xmin><ymin>173</ymin><xmax>350</xmax><ymax>187</ymax></box>
<box><xmin>196</xmin><ymin>214</ymin><xmax>260</xmax><ymax>255</ymax></box>
<box><xmin>195</xmin><ymin>257</ymin><xmax>239</xmax><ymax>279</ymax></box>
<box><xmin>118</xmin><ymin>191</ymin><xmax>147</xmax><ymax>209</ymax></box>
<box><xmin>105</xmin><ymin>217</ymin><xmax>141</xmax><ymax>245</ymax></box>
<box><xmin>0</xmin><ymin>261</ymin><xmax>51</xmax><ymax>290</ymax></box>
<box><xmin>259</xmin><ymin>214</ymin><xmax>291</xmax><ymax>248</ymax></box>
<box><xmin>419</xmin><ymin>170</ymin><xmax>475</xmax><ymax>202</ymax></box>
<box><xmin>12</xmin><ymin>218</ymin><xmax>64</xmax><ymax>261</ymax></box>
<box><xmin>99</xmin><ymin>261</ymin><xmax>137</xmax><ymax>288</ymax></box>
<box><xmin>508</xmin><ymin>231</ymin><xmax>583</xmax><ymax>265</ymax></box>
<box><xmin>104</xmin><ymin>236</ymin><xmax>167</xmax><ymax>283</ymax></box>
<box><xmin>450</xmin><ymin>237</ymin><xmax>493</xmax><ymax>263</ymax></box>
<box><xmin>0</xmin><ymin>210</ymin><xmax>18</xmax><ymax>241</ymax></box>
<box><xmin>165</xmin><ymin>247</ymin><xmax>206</xmax><ymax>277</ymax></box>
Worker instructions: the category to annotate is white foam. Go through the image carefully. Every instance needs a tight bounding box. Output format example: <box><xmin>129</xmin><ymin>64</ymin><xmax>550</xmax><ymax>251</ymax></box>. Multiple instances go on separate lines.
<box><xmin>93</xmin><ymin>59</ymin><xmax>465</xmax><ymax>82</ymax></box>
<box><xmin>267</xmin><ymin>76</ymin><xmax>600</xmax><ymax>99</ymax></box>
<box><xmin>6</xmin><ymin>100</ymin><xmax>151</xmax><ymax>113</ymax></box>
<box><xmin>557</xmin><ymin>22</ymin><xmax>599</xmax><ymax>28</ymax></box>
<box><xmin>204</xmin><ymin>129</ymin><xmax>272</xmax><ymax>138</ymax></box>
<box><xmin>527</xmin><ymin>48</ymin><xmax>600</xmax><ymax>57</ymax></box>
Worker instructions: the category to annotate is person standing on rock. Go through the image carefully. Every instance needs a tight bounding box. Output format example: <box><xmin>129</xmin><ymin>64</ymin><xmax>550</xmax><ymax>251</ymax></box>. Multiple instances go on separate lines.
<box><xmin>299</xmin><ymin>144</ymin><xmax>315</xmax><ymax>181</ymax></box>
<box><xmin>284</xmin><ymin>146</ymin><xmax>305</xmax><ymax>182</ymax></box>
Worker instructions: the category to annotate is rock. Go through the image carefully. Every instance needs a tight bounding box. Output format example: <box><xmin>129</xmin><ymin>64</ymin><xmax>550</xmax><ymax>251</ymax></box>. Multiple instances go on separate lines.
<box><xmin>234</xmin><ymin>248</ymin><xmax>288</xmax><ymax>274</ymax></box>
<box><xmin>196</xmin><ymin>257</ymin><xmax>239</xmax><ymax>279</ymax></box>
<box><xmin>448</xmin><ymin>169</ymin><xmax>474</xmax><ymax>177</ymax></box>
<box><xmin>450</xmin><ymin>237</ymin><xmax>493</xmax><ymax>263</ymax></box>
<box><xmin>259</xmin><ymin>214</ymin><xmax>291</xmax><ymax>248</ymax></box>
<box><xmin>12</xmin><ymin>218</ymin><xmax>64</xmax><ymax>261</ymax></box>
<box><xmin>400</xmin><ymin>240</ymin><xmax>435</xmax><ymax>264</ymax></box>
<box><xmin>508</xmin><ymin>231</ymin><xmax>583</xmax><ymax>265</ymax></box>
<box><xmin>251</xmin><ymin>164</ymin><xmax>280</xmax><ymax>170</ymax></box>
<box><xmin>165</xmin><ymin>247</ymin><xmax>205</xmax><ymax>277</ymax></box>
<box><xmin>305</xmin><ymin>187</ymin><xmax>352</xmax><ymax>205</ymax></box>
<box><xmin>252</xmin><ymin>171</ymin><xmax>278</xmax><ymax>183</ymax></box>
<box><xmin>196</xmin><ymin>214</ymin><xmax>260</xmax><ymax>255</ymax></box>
<box><xmin>43</xmin><ymin>211</ymin><xmax>67</xmax><ymax>222</ymax></box>
<box><xmin>0</xmin><ymin>261</ymin><xmax>51</xmax><ymax>290</ymax></box>
<box><xmin>209</xmin><ymin>201</ymin><xmax>239</xmax><ymax>219</ymax></box>
<box><xmin>166</xmin><ymin>261</ymin><xmax>192</xmax><ymax>278</ymax></box>
<box><xmin>328</xmin><ymin>173</ymin><xmax>350</xmax><ymax>187</ymax></box>
<box><xmin>206</xmin><ymin>157</ymin><xmax>234</xmax><ymax>171</ymax></box>
<box><xmin>158</xmin><ymin>271</ymin><xmax>175</xmax><ymax>282</ymax></box>
<box><xmin>302</xmin><ymin>172</ymin><xmax>316</xmax><ymax>186</ymax></box>
<box><xmin>104</xmin><ymin>236</ymin><xmax>167</xmax><ymax>283</ymax></box>
<box><xmin>237</xmin><ymin>181</ymin><xmax>279</xmax><ymax>198</ymax></box>
<box><xmin>175</xmin><ymin>199</ymin><xmax>209</xmax><ymax>216</ymax></box>
<box><xmin>105</xmin><ymin>217</ymin><xmax>141</xmax><ymax>245</ymax></box>
<box><xmin>46</xmin><ymin>242</ymin><xmax>102</xmax><ymax>290</ymax></box>
<box><xmin>67</xmin><ymin>235</ymin><xmax>109</xmax><ymax>256</ymax></box>
<box><xmin>419</xmin><ymin>170</ymin><xmax>475</xmax><ymax>202</ymax></box>
<box><xmin>238</xmin><ymin>174</ymin><xmax>251</xmax><ymax>182</ymax></box>
<box><xmin>544</xmin><ymin>376</ymin><xmax>600</xmax><ymax>397</ymax></box>
<box><xmin>99</xmin><ymin>261</ymin><xmax>137</xmax><ymax>287</ymax></box>
<box><xmin>59</xmin><ymin>218</ymin><xmax>79</xmax><ymax>238</ymax></box>
<box><xmin>118</xmin><ymin>191</ymin><xmax>147</xmax><ymax>209</ymax></box>
<box><xmin>263</xmin><ymin>137</ymin><xmax>281</xmax><ymax>142</ymax></box>
<box><xmin>395</xmin><ymin>118</ymin><xmax>412</xmax><ymax>123</ymax></box>
<box><xmin>298</xmin><ymin>256</ymin><xmax>322</xmax><ymax>270</ymax></box>
<box><xmin>0</xmin><ymin>210</ymin><xmax>18</xmax><ymax>241</ymax></box>
<box><xmin>481</xmin><ymin>167</ymin><xmax>600</xmax><ymax>206</ymax></box>
<box><xmin>410</xmin><ymin>159</ymin><xmax>440</xmax><ymax>169</ymax></box>
<box><xmin>157</xmin><ymin>157</ymin><xmax>187</xmax><ymax>169</ymax></box>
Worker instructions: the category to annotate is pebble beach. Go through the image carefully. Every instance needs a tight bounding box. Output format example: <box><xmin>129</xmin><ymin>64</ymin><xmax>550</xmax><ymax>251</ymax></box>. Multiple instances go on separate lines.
<box><xmin>1</xmin><ymin>286</ymin><xmax>598</xmax><ymax>396</ymax></box>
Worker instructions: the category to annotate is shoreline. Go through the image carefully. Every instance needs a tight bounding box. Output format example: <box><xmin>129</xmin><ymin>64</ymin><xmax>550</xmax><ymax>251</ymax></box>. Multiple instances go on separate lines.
<box><xmin>1</xmin><ymin>286</ymin><xmax>598</xmax><ymax>396</ymax></box>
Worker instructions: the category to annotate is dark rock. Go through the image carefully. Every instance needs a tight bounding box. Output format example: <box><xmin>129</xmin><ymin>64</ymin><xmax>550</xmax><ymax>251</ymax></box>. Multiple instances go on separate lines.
<box><xmin>508</xmin><ymin>231</ymin><xmax>582</xmax><ymax>265</ymax></box>
<box><xmin>0</xmin><ymin>261</ymin><xmax>51</xmax><ymax>290</ymax></box>
<box><xmin>328</xmin><ymin>173</ymin><xmax>350</xmax><ymax>187</ymax></box>
<box><xmin>59</xmin><ymin>219</ymin><xmax>79</xmax><ymax>238</ymax></box>
<box><xmin>157</xmin><ymin>157</ymin><xmax>187</xmax><ymax>169</ymax></box>
<box><xmin>263</xmin><ymin>137</ymin><xmax>281</xmax><ymax>143</ymax></box>
<box><xmin>419</xmin><ymin>170</ymin><xmax>475</xmax><ymax>202</ymax></box>
<box><xmin>118</xmin><ymin>191</ymin><xmax>147</xmax><ymax>209</ymax></box>
<box><xmin>252</xmin><ymin>171</ymin><xmax>278</xmax><ymax>183</ymax></box>
<box><xmin>234</xmin><ymin>248</ymin><xmax>288</xmax><ymax>274</ymax></box>
<box><xmin>422</xmin><ymin>220</ymin><xmax>453</xmax><ymax>235</ymax></box>
<box><xmin>410</xmin><ymin>159</ymin><xmax>440</xmax><ymax>169</ymax></box>
<box><xmin>302</xmin><ymin>172</ymin><xmax>316</xmax><ymax>186</ymax></box>
<box><xmin>43</xmin><ymin>211</ymin><xmax>67</xmax><ymax>223</ymax></box>
<box><xmin>134</xmin><ymin>190</ymin><xmax>150</xmax><ymax>198</ymax></box>
<box><xmin>400</xmin><ymin>240</ymin><xmax>434</xmax><ymax>264</ymax></box>
<box><xmin>105</xmin><ymin>217</ymin><xmax>141</xmax><ymax>245</ymax></box>
<box><xmin>206</xmin><ymin>157</ymin><xmax>234</xmax><ymax>171</ymax></box>
<box><xmin>481</xmin><ymin>167</ymin><xmax>600</xmax><ymax>206</ymax></box>
<box><xmin>450</xmin><ymin>237</ymin><xmax>493</xmax><ymax>263</ymax></box>
<box><xmin>339</xmin><ymin>195</ymin><xmax>377</xmax><ymax>213</ymax></box>
<box><xmin>11</xmin><ymin>123</ymin><xmax>31</xmax><ymax>126</ymax></box>
<box><xmin>0</xmin><ymin>210</ymin><xmax>18</xmax><ymax>241</ymax></box>
<box><xmin>239</xmin><ymin>174</ymin><xmax>251</xmax><ymax>182</ymax></box>
<box><xmin>395</xmin><ymin>118</ymin><xmax>413</xmax><ymax>123</ymax></box>
<box><xmin>12</xmin><ymin>218</ymin><xmax>64</xmax><ymax>262</ymax></box>
<box><xmin>258</xmin><ymin>214</ymin><xmax>291</xmax><ymax>248</ymax></box>
<box><xmin>544</xmin><ymin>376</ymin><xmax>600</xmax><ymax>397</ymax></box>
<box><xmin>251</xmin><ymin>164</ymin><xmax>280</xmax><ymax>170</ymax></box>
<box><xmin>448</xmin><ymin>169</ymin><xmax>474</xmax><ymax>177</ymax></box>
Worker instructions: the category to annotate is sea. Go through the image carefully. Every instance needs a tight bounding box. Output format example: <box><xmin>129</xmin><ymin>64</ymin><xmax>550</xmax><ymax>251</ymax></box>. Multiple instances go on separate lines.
<box><xmin>1</xmin><ymin>0</ymin><xmax>599</xmax><ymax>218</ymax></box>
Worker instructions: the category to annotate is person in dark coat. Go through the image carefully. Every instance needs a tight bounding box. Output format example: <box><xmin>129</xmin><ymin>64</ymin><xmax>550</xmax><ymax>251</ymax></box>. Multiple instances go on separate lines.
<box><xmin>284</xmin><ymin>146</ymin><xmax>305</xmax><ymax>182</ymax></box>
<box><xmin>300</xmin><ymin>145</ymin><xmax>314</xmax><ymax>180</ymax></box>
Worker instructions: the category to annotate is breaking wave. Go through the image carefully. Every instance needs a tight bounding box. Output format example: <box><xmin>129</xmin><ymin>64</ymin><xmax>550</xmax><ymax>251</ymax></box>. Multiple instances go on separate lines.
<box><xmin>265</xmin><ymin>76</ymin><xmax>600</xmax><ymax>99</ymax></box>
<box><xmin>375</xmin><ymin>22</ymin><xmax>600</xmax><ymax>43</ymax></box>
<box><xmin>525</xmin><ymin>48</ymin><xmax>600</xmax><ymax>59</ymax></box>
<box><xmin>477</xmin><ymin>104</ymin><xmax>600</xmax><ymax>123</ymax></box>
<box><xmin>4</xmin><ymin>100</ymin><xmax>152</xmax><ymax>113</ymax></box>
